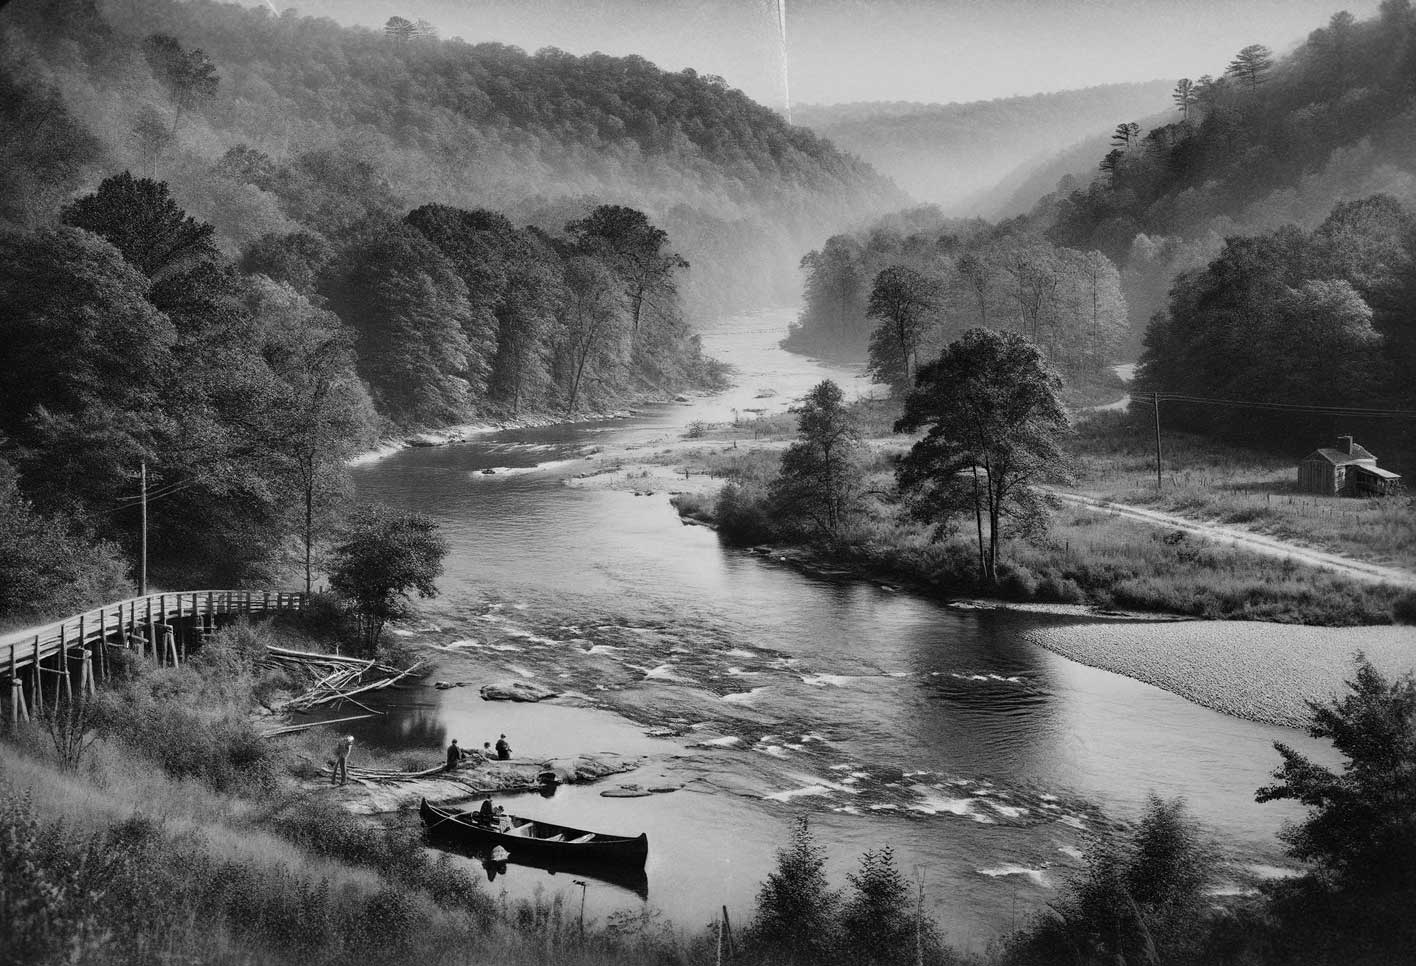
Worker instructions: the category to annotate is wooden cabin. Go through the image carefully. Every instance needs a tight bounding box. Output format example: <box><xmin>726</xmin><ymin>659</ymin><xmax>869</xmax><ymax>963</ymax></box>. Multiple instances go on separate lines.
<box><xmin>1297</xmin><ymin>436</ymin><xmax>1402</xmax><ymax>497</ymax></box>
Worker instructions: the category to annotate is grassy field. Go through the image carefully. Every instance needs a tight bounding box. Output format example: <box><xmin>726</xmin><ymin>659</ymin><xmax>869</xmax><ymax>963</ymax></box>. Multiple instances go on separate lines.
<box><xmin>1073</xmin><ymin>412</ymin><xmax>1416</xmax><ymax>571</ymax></box>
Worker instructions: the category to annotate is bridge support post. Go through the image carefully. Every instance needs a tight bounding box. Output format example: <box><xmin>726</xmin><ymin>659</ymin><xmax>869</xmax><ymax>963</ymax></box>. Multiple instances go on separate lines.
<box><xmin>163</xmin><ymin>626</ymin><xmax>179</xmax><ymax>668</ymax></box>
<box><xmin>11</xmin><ymin>677</ymin><xmax>28</xmax><ymax>723</ymax></box>
<box><xmin>31</xmin><ymin>636</ymin><xmax>43</xmax><ymax>716</ymax></box>
<box><xmin>80</xmin><ymin>649</ymin><xmax>95</xmax><ymax>698</ymax></box>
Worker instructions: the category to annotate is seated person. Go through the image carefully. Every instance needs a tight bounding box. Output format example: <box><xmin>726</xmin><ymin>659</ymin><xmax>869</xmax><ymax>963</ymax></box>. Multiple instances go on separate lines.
<box><xmin>476</xmin><ymin>798</ymin><xmax>495</xmax><ymax>826</ymax></box>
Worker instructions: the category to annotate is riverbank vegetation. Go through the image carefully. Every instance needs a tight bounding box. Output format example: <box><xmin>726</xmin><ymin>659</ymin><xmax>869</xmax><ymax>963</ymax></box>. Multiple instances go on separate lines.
<box><xmin>668</xmin><ymin>372</ymin><xmax>1411</xmax><ymax>625</ymax></box>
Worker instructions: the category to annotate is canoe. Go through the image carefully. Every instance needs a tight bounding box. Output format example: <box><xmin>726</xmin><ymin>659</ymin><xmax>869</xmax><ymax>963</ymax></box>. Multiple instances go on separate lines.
<box><xmin>419</xmin><ymin>798</ymin><xmax>649</xmax><ymax>869</ymax></box>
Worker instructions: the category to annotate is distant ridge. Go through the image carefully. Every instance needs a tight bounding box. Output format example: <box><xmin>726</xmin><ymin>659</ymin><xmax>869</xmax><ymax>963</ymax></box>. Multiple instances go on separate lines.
<box><xmin>794</xmin><ymin>80</ymin><xmax>1174</xmax><ymax>213</ymax></box>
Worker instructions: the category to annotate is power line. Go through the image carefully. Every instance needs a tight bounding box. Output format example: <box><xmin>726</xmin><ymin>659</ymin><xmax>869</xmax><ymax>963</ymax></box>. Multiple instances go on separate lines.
<box><xmin>1128</xmin><ymin>392</ymin><xmax>1416</xmax><ymax>419</ymax></box>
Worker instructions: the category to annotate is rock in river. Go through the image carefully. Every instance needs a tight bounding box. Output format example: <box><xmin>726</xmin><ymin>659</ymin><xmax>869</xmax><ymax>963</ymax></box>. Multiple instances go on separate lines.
<box><xmin>480</xmin><ymin>680</ymin><xmax>560</xmax><ymax>702</ymax></box>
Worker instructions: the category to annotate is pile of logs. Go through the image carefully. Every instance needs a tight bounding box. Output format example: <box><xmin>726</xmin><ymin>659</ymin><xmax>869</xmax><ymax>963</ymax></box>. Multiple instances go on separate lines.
<box><xmin>258</xmin><ymin>645</ymin><xmax>424</xmax><ymax>734</ymax></box>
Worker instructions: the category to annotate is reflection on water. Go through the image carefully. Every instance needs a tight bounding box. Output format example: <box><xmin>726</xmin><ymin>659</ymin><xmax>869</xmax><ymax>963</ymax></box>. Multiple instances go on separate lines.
<box><xmin>353</xmin><ymin>308</ymin><xmax>1330</xmax><ymax>948</ymax></box>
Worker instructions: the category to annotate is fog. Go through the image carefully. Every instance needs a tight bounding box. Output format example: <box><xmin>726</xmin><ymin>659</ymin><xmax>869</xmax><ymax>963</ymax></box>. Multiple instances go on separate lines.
<box><xmin>289</xmin><ymin>0</ymin><xmax>1382</xmax><ymax>108</ymax></box>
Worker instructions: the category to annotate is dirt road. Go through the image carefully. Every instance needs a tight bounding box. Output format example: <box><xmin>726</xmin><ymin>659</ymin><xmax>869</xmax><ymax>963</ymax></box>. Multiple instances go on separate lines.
<box><xmin>1050</xmin><ymin>489</ymin><xmax>1416</xmax><ymax>589</ymax></box>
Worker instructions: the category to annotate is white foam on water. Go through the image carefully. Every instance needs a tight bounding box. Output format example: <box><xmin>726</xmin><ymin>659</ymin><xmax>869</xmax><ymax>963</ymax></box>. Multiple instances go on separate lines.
<box><xmin>644</xmin><ymin>664</ymin><xmax>692</xmax><ymax>682</ymax></box>
<box><xmin>690</xmin><ymin>735</ymin><xmax>742</xmax><ymax>747</ymax></box>
<box><xmin>849</xmin><ymin>771</ymin><xmax>870</xmax><ymax>779</ymax></box>
<box><xmin>757</xmin><ymin>745</ymin><xmax>790</xmax><ymax>758</ymax></box>
<box><xmin>868</xmin><ymin>804</ymin><xmax>899</xmax><ymax>811</ymax></box>
<box><xmin>726</xmin><ymin>667</ymin><xmax>763</xmax><ymax>676</ymax></box>
<box><xmin>832</xmin><ymin>806</ymin><xmax>864</xmax><ymax>815</ymax></box>
<box><xmin>799</xmin><ymin>673</ymin><xmax>855</xmax><ymax>687</ymax></box>
<box><xmin>980</xmin><ymin>865</ymin><xmax>1049</xmax><ymax>887</ymax></box>
<box><xmin>1057</xmin><ymin>845</ymin><xmax>1084</xmax><ymax>860</ymax></box>
<box><xmin>764</xmin><ymin>784</ymin><xmax>832</xmax><ymax>802</ymax></box>
<box><xmin>585</xmin><ymin>644</ymin><xmax>621</xmax><ymax>655</ymax></box>
<box><xmin>799</xmin><ymin>733</ymin><xmax>827</xmax><ymax>743</ymax></box>
<box><xmin>391</xmin><ymin>629</ymin><xmax>415</xmax><ymax>637</ymax></box>
<box><xmin>1206</xmin><ymin>883</ymin><xmax>1259</xmax><ymax>897</ymax></box>
<box><xmin>1040</xmin><ymin>793</ymin><xmax>1058</xmax><ymax>801</ymax></box>
<box><xmin>488</xmin><ymin>643</ymin><xmax>523</xmax><ymax>652</ymax></box>
<box><xmin>725</xmin><ymin>648</ymin><xmax>757</xmax><ymax>659</ymax></box>
<box><xmin>1057</xmin><ymin>815</ymin><xmax>1087</xmax><ymax>830</ymax></box>
<box><xmin>722</xmin><ymin>687</ymin><xmax>771</xmax><ymax>704</ymax></box>
<box><xmin>983</xmin><ymin>799</ymin><xmax>1029</xmax><ymax>819</ymax></box>
<box><xmin>908</xmin><ymin>787</ymin><xmax>995</xmax><ymax>822</ymax></box>
<box><xmin>508</xmin><ymin>666</ymin><xmax>536</xmax><ymax>678</ymax></box>
<box><xmin>829</xmin><ymin>764</ymin><xmax>852</xmax><ymax>771</ymax></box>
<box><xmin>446</xmin><ymin>639</ymin><xmax>479</xmax><ymax>648</ymax></box>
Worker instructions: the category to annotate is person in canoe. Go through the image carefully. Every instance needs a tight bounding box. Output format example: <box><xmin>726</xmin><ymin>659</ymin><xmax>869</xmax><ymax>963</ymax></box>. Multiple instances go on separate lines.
<box><xmin>445</xmin><ymin>738</ymin><xmax>461</xmax><ymax>772</ymax></box>
<box><xmin>476</xmin><ymin>798</ymin><xmax>495</xmax><ymax>825</ymax></box>
<box><xmin>495</xmin><ymin>734</ymin><xmax>512</xmax><ymax>760</ymax></box>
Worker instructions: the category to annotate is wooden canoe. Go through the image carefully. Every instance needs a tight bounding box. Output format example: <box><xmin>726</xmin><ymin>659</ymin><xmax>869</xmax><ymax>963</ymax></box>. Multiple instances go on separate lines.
<box><xmin>419</xmin><ymin>798</ymin><xmax>649</xmax><ymax>869</ymax></box>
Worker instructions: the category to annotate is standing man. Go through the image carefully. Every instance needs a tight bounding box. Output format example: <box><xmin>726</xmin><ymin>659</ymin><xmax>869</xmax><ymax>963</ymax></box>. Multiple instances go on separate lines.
<box><xmin>445</xmin><ymin>738</ymin><xmax>461</xmax><ymax>772</ymax></box>
<box><xmin>495</xmin><ymin>733</ymin><xmax>512</xmax><ymax>760</ymax></box>
<box><xmin>333</xmin><ymin>735</ymin><xmax>354</xmax><ymax>785</ymax></box>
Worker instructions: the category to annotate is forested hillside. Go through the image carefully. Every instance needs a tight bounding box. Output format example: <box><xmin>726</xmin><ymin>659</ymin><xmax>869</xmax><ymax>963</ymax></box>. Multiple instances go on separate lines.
<box><xmin>794</xmin><ymin>81</ymin><xmax>1173</xmax><ymax>213</ymax></box>
<box><xmin>0</xmin><ymin>0</ymin><xmax>901</xmax><ymax>317</ymax></box>
<box><xmin>1034</xmin><ymin>2</ymin><xmax>1416</xmax><ymax>329</ymax></box>
<box><xmin>787</xmin><ymin>208</ymin><xmax>1127</xmax><ymax>393</ymax></box>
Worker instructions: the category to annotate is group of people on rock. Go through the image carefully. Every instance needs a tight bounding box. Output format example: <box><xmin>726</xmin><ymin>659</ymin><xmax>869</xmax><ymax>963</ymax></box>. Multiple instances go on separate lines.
<box><xmin>445</xmin><ymin>733</ymin><xmax>512</xmax><ymax>772</ymax></box>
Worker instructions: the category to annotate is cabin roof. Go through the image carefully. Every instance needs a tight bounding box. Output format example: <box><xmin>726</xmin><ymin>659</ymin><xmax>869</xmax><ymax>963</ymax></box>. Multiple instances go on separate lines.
<box><xmin>1304</xmin><ymin>446</ymin><xmax>1376</xmax><ymax>465</ymax></box>
<box><xmin>1351</xmin><ymin>464</ymin><xmax>1402</xmax><ymax>480</ymax></box>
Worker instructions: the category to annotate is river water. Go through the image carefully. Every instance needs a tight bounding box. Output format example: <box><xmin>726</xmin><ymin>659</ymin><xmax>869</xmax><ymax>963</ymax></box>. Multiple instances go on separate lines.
<box><xmin>349</xmin><ymin>307</ymin><xmax>1327</xmax><ymax>949</ymax></box>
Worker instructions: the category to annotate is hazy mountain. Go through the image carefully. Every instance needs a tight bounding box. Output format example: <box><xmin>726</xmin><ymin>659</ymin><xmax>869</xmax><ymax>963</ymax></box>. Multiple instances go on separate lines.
<box><xmin>793</xmin><ymin>80</ymin><xmax>1174</xmax><ymax>213</ymax></box>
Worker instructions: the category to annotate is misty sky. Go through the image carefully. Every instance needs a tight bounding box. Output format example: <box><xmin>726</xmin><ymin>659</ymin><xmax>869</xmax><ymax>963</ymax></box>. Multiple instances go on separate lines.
<box><xmin>291</xmin><ymin>0</ymin><xmax>1382</xmax><ymax>106</ymax></box>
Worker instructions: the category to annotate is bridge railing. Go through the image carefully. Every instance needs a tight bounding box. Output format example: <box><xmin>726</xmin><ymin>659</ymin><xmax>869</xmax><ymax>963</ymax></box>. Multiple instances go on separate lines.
<box><xmin>2</xmin><ymin>590</ymin><xmax>306</xmax><ymax>718</ymax></box>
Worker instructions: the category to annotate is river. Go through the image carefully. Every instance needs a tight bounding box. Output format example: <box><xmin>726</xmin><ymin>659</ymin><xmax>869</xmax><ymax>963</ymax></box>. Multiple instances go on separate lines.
<box><xmin>349</xmin><ymin>307</ymin><xmax>1327</xmax><ymax>950</ymax></box>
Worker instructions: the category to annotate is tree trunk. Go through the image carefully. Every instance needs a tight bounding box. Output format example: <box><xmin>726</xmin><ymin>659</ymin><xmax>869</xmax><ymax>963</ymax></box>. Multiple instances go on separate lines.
<box><xmin>971</xmin><ymin>465</ymin><xmax>986</xmax><ymax>582</ymax></box>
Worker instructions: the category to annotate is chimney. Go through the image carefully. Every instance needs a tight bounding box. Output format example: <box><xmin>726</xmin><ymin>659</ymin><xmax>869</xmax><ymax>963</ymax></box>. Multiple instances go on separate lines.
<box><xmin>1338</xmin><ymin>435</ymin><xmax>1354</xmax><ymax>455</ymax></box>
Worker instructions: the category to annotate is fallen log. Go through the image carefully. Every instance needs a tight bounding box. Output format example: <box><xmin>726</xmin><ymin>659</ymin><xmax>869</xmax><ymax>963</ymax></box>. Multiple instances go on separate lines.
<box><xmin>260</xmin><ymin>713</ymin><xmax>379</xmax><ymax>738</ymax></box>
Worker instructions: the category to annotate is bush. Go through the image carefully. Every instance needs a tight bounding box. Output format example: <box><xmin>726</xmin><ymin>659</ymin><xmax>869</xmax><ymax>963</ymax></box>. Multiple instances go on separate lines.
<box><xmin>997</xmin><ymin>562</ymin><xmax>1038</xmax><ymax>600</ymax></box>
<box><xmin>94</xmin><ymin>666</ymin><xmax>277</xmax><ymax>794</ymax></box>
<box><xmin>1394</xmin><ymin>590</ymin><xmax>1416</xmax><ymax>625</ymax></box>
<box><xmin>1035</xmin><ymin>572</ymin><xmax>1085</xmax><ymax>603</ymax></box>
<box><xmin>714</xmin><ymin>483</ymin><xmax>776</xmax><ymax>546</ymax></box>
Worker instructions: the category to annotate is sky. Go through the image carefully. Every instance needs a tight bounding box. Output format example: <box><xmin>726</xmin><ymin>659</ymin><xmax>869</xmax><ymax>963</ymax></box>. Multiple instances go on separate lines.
<box><xmin>290</xmin><ymin>0</ymin><xmax>1384</xmax><ymax>107</ymax></box>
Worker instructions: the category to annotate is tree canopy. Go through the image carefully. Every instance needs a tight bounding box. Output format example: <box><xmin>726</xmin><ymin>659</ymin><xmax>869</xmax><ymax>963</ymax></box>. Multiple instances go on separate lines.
<box><xmin>896</xmin><ymin>329</ymin><xmax>1070</xmax><ymax>582</ymax></box>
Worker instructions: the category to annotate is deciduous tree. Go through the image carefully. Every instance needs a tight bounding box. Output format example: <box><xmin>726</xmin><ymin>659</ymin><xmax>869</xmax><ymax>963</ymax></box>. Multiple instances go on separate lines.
<box><xmin>769</xmin><ymin>380</ymin><xmax>862</xmax><ymax>535</ymax></box>
<box><xmin>896</xmin><ymin>329</ymin><xmax>1069</xmax><ymax>582</ymax></box>
<box><xmin>329</xmin><ymin>506</ymin><xmax>448</xmax><ymax>653</ymax></box>
<box><xmin>866</xmin><ymin>264</ymin><xmax>940</xmax><ymax>393</ymax></box>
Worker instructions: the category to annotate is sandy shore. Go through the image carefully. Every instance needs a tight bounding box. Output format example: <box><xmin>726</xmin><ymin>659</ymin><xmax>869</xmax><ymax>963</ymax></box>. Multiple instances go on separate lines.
<box><xmin>1023</xmin><ymin>620</ymin><xmax>1416</xmax><ymax>728</ymax></box>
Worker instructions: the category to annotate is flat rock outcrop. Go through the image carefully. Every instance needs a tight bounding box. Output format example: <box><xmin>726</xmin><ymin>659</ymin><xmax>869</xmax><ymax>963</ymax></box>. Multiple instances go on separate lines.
<box><xmin>480</xmin><ymin>680</ymin><xmax>560</xmax><ymax>702</ymax></box>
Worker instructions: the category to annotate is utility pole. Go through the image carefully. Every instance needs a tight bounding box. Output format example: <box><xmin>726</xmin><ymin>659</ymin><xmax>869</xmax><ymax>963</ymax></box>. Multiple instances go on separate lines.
<box><xmin>140</xmin><ymin>460</ymin><xmax>148</xmax><ymax>595</ymax></box>
<box><xmin>1152</xmin><ymin>391</ymin><xmax>1163</xmax><ymax>491</ymax></box>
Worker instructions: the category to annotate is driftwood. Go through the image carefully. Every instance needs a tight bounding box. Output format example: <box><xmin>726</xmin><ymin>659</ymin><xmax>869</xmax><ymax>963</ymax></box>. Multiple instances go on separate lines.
<box><xmin>260</xmin><ymin>713</ymin><xmax>379</xmax><ymax>738</ymax></box>
<box><xmin>260</xmin><ymin>645</ymin><xmax>424</xmax><ymax>715</ymax></box>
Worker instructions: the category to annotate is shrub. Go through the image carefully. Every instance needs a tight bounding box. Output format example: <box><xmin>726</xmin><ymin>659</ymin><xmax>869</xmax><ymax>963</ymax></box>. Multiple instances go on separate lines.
<box><xmin>714</xmin><ymin>483</ymin><xmax>776</xmax><ymax>546</ymax></box>
<box><xmin>1394</xmin><ymin>590</ymin><xmax>1416</xmax><ymax>625</ymax></box>
<box><xmin>997</xmin><ymin>562</ymin><xmax>1038</xmax><ymax>600</ymax></box>
<box><xmin>1035</xmin><ymin>573</ymin><xmax>1085</xmax><ymax>603</ymax></box>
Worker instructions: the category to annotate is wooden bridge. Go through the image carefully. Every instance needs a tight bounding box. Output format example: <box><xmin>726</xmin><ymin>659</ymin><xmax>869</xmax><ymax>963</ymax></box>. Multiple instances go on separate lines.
<box><xmin>2</xmin><ymin>590</ymin><xmax>307</xmax><ymax>722</ymax></box>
